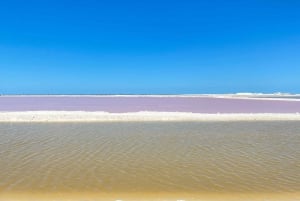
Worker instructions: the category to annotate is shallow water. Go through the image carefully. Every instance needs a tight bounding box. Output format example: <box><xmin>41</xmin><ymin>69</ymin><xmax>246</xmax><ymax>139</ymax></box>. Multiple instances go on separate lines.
<box><xmin>0</xmin><ymin>122</ymin><xmax>299</xmax><ymax>200</ymax></box>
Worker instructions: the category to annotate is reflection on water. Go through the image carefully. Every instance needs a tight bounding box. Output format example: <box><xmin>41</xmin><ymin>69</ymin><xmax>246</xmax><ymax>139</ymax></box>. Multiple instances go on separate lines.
<box><xmin>0</xmin><ymin>122</ymin><xmax>299</xmax><ymax>200</ymax></box>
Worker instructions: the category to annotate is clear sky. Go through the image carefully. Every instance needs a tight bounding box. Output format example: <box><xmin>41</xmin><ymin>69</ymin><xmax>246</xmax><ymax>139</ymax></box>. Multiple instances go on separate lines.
<box><xmin>0</xmin><ymin>0</ymin><xmax>299</xmax><ymax>94</ymax></box>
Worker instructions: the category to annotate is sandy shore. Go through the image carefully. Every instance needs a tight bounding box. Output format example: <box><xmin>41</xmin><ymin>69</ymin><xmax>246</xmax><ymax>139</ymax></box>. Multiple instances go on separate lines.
<box><xmin>1</xmin><ymin>111</ymin><xmax>300</xmax><ymax>122</ymax></box>
<box><xmin>1</xmin><ymin>192</ymin><xmax>299</xmax><ymax>201</ymax></box>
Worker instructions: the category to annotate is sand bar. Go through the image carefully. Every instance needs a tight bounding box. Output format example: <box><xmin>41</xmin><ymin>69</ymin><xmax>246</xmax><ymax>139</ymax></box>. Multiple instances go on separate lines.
<box><xmin>1</xmin><ymin>111</ymin><xmax>300</xmax><ymax>122</ymax></box>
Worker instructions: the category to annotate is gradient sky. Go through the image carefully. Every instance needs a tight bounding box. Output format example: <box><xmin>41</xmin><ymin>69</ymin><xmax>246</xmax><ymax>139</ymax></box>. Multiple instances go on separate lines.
<box><xmin>0</xmin><ymin>0</ymin><xmax>300</xmax><ymax>94</ymax></box>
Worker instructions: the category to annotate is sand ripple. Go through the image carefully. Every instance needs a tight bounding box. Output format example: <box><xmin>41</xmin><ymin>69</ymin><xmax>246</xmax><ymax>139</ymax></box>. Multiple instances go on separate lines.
<box><xmin>0</xmin><ymin>122</ymin><xmax>299</xmax><ymax>200</ymax></box>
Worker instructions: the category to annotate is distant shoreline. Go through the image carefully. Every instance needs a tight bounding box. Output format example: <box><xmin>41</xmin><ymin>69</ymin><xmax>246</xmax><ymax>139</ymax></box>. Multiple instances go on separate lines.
<box><xmin>1</xmin><ymin>112</ymin><xmax>300</xmax><ymax>122</ymax></box>
<box><xmin>1</xmin><ymin>94</ymin><xmax>300</xmax><ymax>101</ymax></box>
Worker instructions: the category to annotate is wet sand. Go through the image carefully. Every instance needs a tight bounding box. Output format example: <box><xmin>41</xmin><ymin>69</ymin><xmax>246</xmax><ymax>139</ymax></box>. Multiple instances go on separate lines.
<box><xmin>1</xmin><ymin>121</ymin><xmax>299</xmax><ymax>201</ymax></box>
<box><xmin>1</xmin><ymin>192</ymin><xmax>299</xmax><ymax>201</ymax></box>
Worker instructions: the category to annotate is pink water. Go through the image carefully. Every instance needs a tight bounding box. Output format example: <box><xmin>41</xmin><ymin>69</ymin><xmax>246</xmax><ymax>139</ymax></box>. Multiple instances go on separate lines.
<box><xmin>0</xmin><ymin>96</ymin><xmax>300</xmax><ymax>113</ymax></box>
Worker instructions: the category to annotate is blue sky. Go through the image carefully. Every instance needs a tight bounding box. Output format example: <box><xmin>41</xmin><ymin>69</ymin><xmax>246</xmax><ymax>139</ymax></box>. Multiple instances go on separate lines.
<box><xmin>0</xmin><ymin>0</ymin><xmax>299</xmax><ymax>94</ymax></box>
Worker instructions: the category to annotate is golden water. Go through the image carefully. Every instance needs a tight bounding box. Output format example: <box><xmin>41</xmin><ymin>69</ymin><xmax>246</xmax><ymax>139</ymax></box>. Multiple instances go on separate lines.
<box><xmin>0</xmin><ymin>122</ymin><xmax>299</xmax><ymax>200</ymax></box>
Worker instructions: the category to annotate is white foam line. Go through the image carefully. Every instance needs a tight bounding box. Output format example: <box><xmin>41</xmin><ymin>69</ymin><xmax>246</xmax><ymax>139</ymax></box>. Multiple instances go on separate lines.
<box><xmin>210</xmin><ymin>96</ymin><xmax>300</xmax><ymax>101</ymax></box>
<box><xmin>1</xmin><ymin>94</ymin><xmax>300</xmax><ymax>101</ymax></box>
<box><xmin>0</xmin><ymin>111</ymin><xmax>300</xmax><ymax>122</ymax></box>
